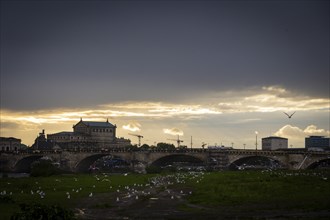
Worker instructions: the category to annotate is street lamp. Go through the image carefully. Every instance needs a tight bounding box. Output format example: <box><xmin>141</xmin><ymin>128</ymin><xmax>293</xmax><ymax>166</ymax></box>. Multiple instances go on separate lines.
<box><xmin>255</xmin><ymin>131</ymin><xmax>258</xmax><ymax>151</ymax></box>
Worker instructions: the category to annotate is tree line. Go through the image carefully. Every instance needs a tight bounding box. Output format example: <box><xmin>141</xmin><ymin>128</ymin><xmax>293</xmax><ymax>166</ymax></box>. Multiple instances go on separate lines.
<box><xmin>124</xmin><ymin>142</ymin><xmax>188</xmax><ymax>151</ymax></box>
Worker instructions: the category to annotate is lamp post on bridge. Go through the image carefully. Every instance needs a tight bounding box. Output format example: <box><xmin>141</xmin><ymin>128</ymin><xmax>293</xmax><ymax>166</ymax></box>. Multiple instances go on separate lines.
<box><xmin>255</xmin><ymin>131</ymin><xmax>258</xmax><ymax>151</ymax></box>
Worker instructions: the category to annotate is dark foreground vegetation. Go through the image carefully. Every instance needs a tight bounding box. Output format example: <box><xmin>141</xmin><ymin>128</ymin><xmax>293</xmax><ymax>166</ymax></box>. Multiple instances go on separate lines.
<box><xmin>1</xmin><ymin>170</ymin><xmax>330</xmax><ymax>219</ymax></box>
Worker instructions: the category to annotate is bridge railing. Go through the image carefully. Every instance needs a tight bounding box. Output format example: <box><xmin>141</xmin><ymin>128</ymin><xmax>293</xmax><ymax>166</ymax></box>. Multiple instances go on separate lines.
<box><xmin>2</xmin><ymin>148</ymin><xmax>330</xmax><ymax>156</ymax></box>
<box><xmin>1</xmin><ymin>148</ymin><xmax>210</xmax><ymax>155</ymax></box>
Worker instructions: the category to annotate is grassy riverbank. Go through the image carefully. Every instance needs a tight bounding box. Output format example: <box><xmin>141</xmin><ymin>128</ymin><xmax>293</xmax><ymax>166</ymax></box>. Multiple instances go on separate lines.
<box><xmin>0</xmin><ymin>174</ymin><xmax>153</xmax><ymax>219</ymax></box>
<box><xmin>184</xmin><ymin>170</ymin><xmax>330</xmax><ymax>218</ymax></box>
<box><xmin>1</xmin><ymin>170</ymin><xmax>330</xmax><ymax>219</ymax></box>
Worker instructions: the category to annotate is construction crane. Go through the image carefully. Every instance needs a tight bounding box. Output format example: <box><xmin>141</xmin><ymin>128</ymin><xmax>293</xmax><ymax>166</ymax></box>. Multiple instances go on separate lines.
<box><xmin>167</xmin><ymin>135</ymin><xmax>183</xmax><ymax>148</ymax></box>
<box><xmin>128</xmin><ymin>133</ymin><xmax>143</xmax><ymax>146</ymax></box>
<box><xmin>201</xmin><ymin>142</ymin><xmax>207</xmax><ymax>149</ymax></box>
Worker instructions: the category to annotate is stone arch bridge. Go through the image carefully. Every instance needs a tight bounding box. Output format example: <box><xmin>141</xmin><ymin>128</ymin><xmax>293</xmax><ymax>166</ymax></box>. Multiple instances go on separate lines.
<box><xmin>1</xmin><ymin>149</ymin><xmax>329</xmax><ymax>173</ymax></box>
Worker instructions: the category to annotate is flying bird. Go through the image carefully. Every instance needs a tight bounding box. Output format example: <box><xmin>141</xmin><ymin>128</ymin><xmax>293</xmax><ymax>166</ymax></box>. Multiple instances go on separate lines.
<box><xmin>283</xmin><ymin>111</ymin><xmax>296</xmax><ymax>119</ymax></box>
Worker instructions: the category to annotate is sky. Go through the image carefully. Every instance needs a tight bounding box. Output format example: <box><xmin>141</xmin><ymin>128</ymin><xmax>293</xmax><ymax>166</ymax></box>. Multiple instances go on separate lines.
<box><xmin>1</xmin><ymin>0</ymin><xmax>329</xmax><ymax>148</ymax></box>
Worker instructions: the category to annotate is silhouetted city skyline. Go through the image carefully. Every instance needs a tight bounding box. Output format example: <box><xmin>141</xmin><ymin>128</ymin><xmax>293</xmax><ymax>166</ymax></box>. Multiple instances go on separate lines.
<box><xmin>1</xmin><ymin>0</ymin><xmax>329</xmax><ymax>147</ymax></box>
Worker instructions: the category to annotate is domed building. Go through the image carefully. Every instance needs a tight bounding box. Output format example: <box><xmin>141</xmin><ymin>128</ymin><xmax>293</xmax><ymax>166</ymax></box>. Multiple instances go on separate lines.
<box><xmin>46</xmin><ymin>119</ymin><xmax>130</xmax><ymax>150</ymax></box>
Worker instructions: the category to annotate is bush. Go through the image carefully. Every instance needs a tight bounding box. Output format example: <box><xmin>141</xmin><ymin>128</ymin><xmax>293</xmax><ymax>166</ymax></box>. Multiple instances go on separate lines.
<box><xmin>145</xmin><ymin>165</ymin><xmax>162</xmax><ymax>174</ymax></box>
<box><xmin>0</xmin><ymin>195</ymin><xmax>14</xmax><ymax>204</ymax></box>
<box><xmin>11</xmin><ymin>203</ymin><xmax>75</xmax><ymax>220</ymax></box>
<box><xmin>30</xmin><ymin>160</ymin><xmax>61</xmax><ymax>177</ymax></box>
<box><xmin>162</xmin><ymin>166</ymin><xmax>177</xmax><ymax>173</ymax></box>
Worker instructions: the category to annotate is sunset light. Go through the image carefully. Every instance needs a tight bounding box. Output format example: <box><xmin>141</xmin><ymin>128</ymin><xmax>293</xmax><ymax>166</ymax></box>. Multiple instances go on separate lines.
<box><xmin>0</xmin><ymin>1</ymin><xmax>329</xmax><ymax>219</ymax></box>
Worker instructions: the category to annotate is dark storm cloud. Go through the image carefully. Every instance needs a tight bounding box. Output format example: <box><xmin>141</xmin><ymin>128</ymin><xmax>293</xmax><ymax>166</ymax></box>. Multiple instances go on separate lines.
<box><xmin>1</xmin><ymin>0</ymin><xmax>329</xmax><ymax>110</ymax></box>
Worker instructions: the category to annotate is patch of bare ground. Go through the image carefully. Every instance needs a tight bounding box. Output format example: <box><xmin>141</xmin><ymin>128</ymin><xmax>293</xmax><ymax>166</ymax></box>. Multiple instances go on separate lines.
<box><xmin>74</xmin><ymin>188</ymin><xmax>186</xmax><ymax>219</ymax></box>
<box><xmin>75</xmin><ymin>190</ymin><xmax>330</xmax><ymax>220</ymax></box>
<box><xmin>73</xmin><ymin>180</ymin><xmax>330</xmax><ymax>219</ymax></box>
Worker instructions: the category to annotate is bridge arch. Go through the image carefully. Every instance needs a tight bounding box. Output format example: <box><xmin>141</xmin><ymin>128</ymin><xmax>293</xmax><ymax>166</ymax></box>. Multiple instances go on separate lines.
<box><xmin>14</xmin><ymin>155</ymin><xmax>44</xmax><ymax>172</ymax></box>
<box><xmin>150</xmin><ymin>154</ymin><xmax>205</xmax><ymax>167</ymax></box>
<box><xmin>75</xmin><ymin>153</ymin><xmax>130</xmax><ymax>172</ymax></box>
<box><xmin>229</xmin><ymin>155</ymin><xmax>285</xmax><ymax>170</ymax></box>
<box><xmin>306</xmin><ymin>158</ymin><xmax>330</xmax><ymax>169</ymax></box>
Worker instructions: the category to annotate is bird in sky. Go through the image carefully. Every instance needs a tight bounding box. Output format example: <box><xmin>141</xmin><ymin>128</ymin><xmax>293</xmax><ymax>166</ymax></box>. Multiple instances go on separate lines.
<box><xmin>283</xmin><ymin>111</ymin><xmax>296</xmax><ymax>119</ymax></box>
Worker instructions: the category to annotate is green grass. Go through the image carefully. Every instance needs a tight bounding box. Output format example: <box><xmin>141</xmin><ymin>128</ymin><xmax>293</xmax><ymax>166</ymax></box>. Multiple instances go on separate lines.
<box><xmin>1</xmin><ymin>170</ymin><xmax>330</xmax><ymax>219</ymax></box>
<box><xmin>0</xmin><ymin>173</ymin><xmax>154</xmax><ymax>219</ymax></box>
<box><xmin>185</xmin><ymin>170</ymin><xmax>330</xmax><ymax>212</ymax></box>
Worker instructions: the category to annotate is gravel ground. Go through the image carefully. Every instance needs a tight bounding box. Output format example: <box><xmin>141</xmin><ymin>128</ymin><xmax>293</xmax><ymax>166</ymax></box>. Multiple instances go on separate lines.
<box><xmin>73</xmin><ymin>172</ymin><xmax>330</xmax><ymax>220</ymax></box>
<box><xmin>74</xmin><ymin>187</ymin><xmax>330</xmax><ymax>220</ymax></box>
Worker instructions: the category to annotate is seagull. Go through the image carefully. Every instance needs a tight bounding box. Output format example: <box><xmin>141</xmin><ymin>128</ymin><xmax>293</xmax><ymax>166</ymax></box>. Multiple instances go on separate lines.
<box><xmin>283</xmin><ymin>111</ymin><xmax>296</xmax><ymax>119</ymax></box>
